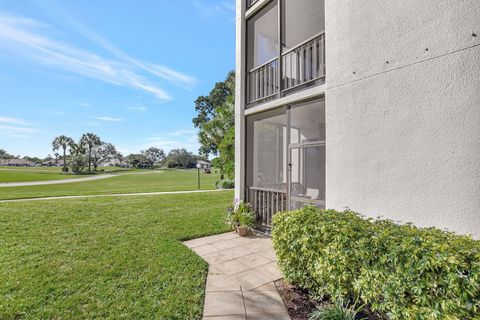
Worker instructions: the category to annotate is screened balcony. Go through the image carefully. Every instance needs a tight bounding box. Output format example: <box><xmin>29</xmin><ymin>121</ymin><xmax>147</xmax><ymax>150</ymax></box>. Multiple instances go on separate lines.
<box><xmin>245</xmin><ymin>98</ymin><xmax>326</xmax><ymax>229</ymax></box>
<box><xmin>246</xmin><ymin>0</ymin><xmax>325</xmax><ymax>106</ymax></box>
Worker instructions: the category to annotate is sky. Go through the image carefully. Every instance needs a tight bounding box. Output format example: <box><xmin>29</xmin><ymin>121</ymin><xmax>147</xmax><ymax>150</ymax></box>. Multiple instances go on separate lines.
<box><xmin>0</xmin><ymin>0</ymin><xmax>235</xmax><ymax>158</ymax></box>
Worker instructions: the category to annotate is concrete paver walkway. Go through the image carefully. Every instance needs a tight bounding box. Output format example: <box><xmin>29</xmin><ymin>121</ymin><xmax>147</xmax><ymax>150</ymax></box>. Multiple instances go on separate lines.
<box><xmin>184</xmin><ymin>232</ymin><xmax>290</xmax><ymax>320</ymax></box>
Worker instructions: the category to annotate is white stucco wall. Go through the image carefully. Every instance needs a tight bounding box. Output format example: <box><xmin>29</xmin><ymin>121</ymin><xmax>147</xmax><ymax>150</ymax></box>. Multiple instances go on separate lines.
<box><xmin>325</xmin><ymin>0</ymin><xmax>480</xmax><ymax>237</ymax></box>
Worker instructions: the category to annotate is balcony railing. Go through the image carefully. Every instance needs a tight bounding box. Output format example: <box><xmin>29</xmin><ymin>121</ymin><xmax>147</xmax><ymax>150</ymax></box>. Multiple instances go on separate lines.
<box><xmin>246</xmin><ymin>58</ymin><xmax>279</xmax><ymax>105</ymax></box>
<box><xmin>246</xmin><ymin>186</ymin><xmax>287</xmax><ymax>228</ymax></box>
<box><xmin>282</xmin><ymin>32</ymin><xmax>325</xmax><ymax>92</ymax></box>
<box><xmin>246</xmin><ymin>32</ymin><xmax>325</xmax><ymax>105</ymax></box>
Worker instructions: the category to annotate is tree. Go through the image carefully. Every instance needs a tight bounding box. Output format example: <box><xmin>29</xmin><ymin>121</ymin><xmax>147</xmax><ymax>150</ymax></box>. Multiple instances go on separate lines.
<box><xmin>192</xmin><ymin>71</ymin><xmax>235</xmax><ymax>180</ymax></box>
<box><xmin>52</xmin><ymin>135</ymin><xmax>74</xmax><ymax>171</ymax></box>
<box><xmin>54</xmin><ymin>152</ymin><xmax>60</xmax><ymax>165</ymax></box>
<box><xmin>92</xmin><ymin>142</ymin><xmax>118</xmax><ymax>170</ymax></box>
<box><xmin>68</xmin><ymin>142</ymin><xmax>86</xmax><ymax>174</ymax></box>
<box><xmin>164</xmin><ymin>149</ymin><xmax>200</xmax><ymax>169</ymax></box>
<box><xmin>80</xmin><ymin>133</ymin><xmax>101</xmax><ymax>172</ymax></box>
<box><xmin>141</xmin><ymin>147</ymin><xmax>165</xmax><ymax>169</ymax></box>
<box><xmin>115</xmin><ymin>152</ymin><xmax>125</xmax><ymax>166</ymax></box>
<box><xmin>217</xmin><ymin>126</ymin><xmax>235</xmax><ymax>179</ymax></box>
<box><xmin>0</xmin><ymin>149</ymin><xmax>13</xmax><ymax>160</ymax></box>
<box><xmin>125</xmin><ymin>153</ymin><xmax>148</xmax><ymax>168</ymax></box>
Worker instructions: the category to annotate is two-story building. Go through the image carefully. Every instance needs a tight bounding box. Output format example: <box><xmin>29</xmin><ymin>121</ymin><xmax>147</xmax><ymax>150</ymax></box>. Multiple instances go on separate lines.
<box><xmin>234</xmin><ymin>0</ymin><xmax>480</xmax><ymax>237</ymax></box>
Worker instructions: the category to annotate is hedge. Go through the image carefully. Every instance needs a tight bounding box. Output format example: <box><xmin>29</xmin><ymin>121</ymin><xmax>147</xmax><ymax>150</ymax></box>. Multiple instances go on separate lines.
<box><xmin>272</xmin><ymin>207</ymin><xmax>480</xmax><ymax>319</ymax></box>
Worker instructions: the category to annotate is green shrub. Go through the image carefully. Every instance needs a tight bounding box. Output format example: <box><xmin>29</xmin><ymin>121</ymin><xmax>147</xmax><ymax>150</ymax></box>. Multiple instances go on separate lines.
<box><xmin>215</xmin><ymin>179</ymin><xmax>234</xmax><ymax>189</ymax></box>
<box><xmin>309</xmin><ymin>300</ymin><xmax>365</xmax><ymax>320</ymax></box>
<box><xmin>228</xmin><ymin>201</ymin><xmax>256</xmax><ymax>228</ymax></box>
<box><xmin>272</xmin><ymin>207</ymin><xmax>480</xmax><ymax>319</ymax></box>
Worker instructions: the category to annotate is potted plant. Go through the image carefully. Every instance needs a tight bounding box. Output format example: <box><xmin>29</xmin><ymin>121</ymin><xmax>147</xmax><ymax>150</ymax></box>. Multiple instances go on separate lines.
<box><xmin>228</xmin><ymin>201</ymin><xmax>256</xmax><ymax>236</ymax></box>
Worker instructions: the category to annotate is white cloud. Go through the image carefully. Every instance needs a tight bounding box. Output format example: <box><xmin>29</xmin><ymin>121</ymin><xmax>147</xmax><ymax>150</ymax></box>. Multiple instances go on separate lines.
<box><xmin>0</xmin><ymin>116</ymin><xmax>37</xmax><ymax>138</ymax></box>
<box><xmin>168</xmin><ymin>129</ymin><xmax>198</xmax><ymax>137</ymax></box>
<box><xmin>94</xmin><ymin>116</ymin><xmax>124</xmax><ymax>122</ymax></box>
<box><xmin>0</xmin><ymin>116</ymin><xmax>30</xmax><ymax>126</ymax></box>
<box><xmin>143</xmin><ymin>129</ymin><xmax>199</xmax><ymax>153</ymax></box>
<box><xmin>57</xmin><ymin>12</ymin><xmax>197</xmax><ymax>87</ymax></box>
<box><xmin>0</xmin><ymin>124</ymin><xmax>37</xmax><ymax>133</ymax></box>
<box><xmin>221</xmin><ymin>2</ymin><xmax>236</xmax><ymax>11</ymax></box>
<box><xmin>126</xmin><ymin>106</ymin><xmax>147</xmax><ymax>112</ymax></box>
<box><xmin>0</xmin><ymin>12</ymin><xmax>172</xmax><ymax>101</ymax></box>
<box><xmin>194</xmin><ymin>0</ymin><xmax>235</xmax><ymax>19</ymax></box>
<box><xmin>49</xmin><ymin>110</ymin><xmax>67</xmax><ymax>116</ymax></box>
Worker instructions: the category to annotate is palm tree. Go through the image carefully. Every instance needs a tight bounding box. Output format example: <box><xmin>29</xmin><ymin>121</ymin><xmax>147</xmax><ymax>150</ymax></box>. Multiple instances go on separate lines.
<box><xmin>80</xmin><ymin>133</ymin><xmax>101</xmax><ymax>172</ymax></box>
<box><xmin>52</xmin><ymin>135</ymin><xmax>74</xmax><ymax>171</ymax></box>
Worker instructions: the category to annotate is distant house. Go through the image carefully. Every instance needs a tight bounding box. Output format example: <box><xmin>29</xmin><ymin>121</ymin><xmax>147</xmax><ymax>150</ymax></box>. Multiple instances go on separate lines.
<box><xmin>0</xmin><ymin>159</ymin><xmax>36</xmax><ymax>167</ymax></box>
<box><xmin>101</xmin><ymin>159</ymin><xmax>127</xmax><ymax>168</ymax></box>
<box><xmin>41</xmin><ymin>160</ymin><xmax>56</xmax><ymax>167</ymax></box>
<box><xmin>197</xmin><ymin>160</ymin><xmax>211</xmax><ymax>173</ymax></box>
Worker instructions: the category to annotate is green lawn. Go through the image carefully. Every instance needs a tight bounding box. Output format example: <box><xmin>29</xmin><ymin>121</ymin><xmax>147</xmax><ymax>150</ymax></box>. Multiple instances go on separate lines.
<box><xmin>0</xmin><ymin>169</ymin><xmax>221</xmax><ymax>200</ymax></box>
<box><xmin>0</xmin><ymin>166</ymin><xmax>134</xmax><ymax>183</ymax></box>
<box><xmin>0</xmin><ymin>167</ymin><xmax>87</xmax><ymax>183</ymax></box>
<box><xmin>0</xmin><ymin>191</ymin><xmax>233</xmax><ymax>319</ymax></box>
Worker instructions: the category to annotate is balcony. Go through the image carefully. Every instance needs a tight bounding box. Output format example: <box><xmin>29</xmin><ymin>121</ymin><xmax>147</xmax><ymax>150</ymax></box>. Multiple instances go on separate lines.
<box><xmin>246</xmin><ymin>32</ymin><xmax>325</xmax><ymax>105</ymax></box>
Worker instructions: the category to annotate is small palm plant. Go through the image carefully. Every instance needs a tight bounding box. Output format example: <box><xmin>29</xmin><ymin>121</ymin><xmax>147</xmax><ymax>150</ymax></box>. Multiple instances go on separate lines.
<box><xmin>309</xmin><ymin>300</ymin><xmax>365</xmax><ymax>320</ymax></box>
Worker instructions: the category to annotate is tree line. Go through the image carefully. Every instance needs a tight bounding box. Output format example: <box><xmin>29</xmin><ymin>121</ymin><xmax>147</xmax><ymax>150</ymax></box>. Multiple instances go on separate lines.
<box><xmin>50</xmin><ymin>134</ymin><xmax>208</xmax><ymax>174</ymax></box>
<box><xmin>193</xmin><ymin>71</ymin><xmax>235</xmax><ymax>182</ymax></box>
<box><xmin>2</xmin><ymin>135</ymin><xmax>208</xmax><ymax>175</ymax></box>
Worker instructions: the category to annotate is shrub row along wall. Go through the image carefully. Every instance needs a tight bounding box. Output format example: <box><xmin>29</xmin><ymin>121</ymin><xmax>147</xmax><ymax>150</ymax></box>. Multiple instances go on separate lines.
<box><xmin>272</xmin><ymin>207</ymin><xmax>480</xmax><ymax>319</ymax></box>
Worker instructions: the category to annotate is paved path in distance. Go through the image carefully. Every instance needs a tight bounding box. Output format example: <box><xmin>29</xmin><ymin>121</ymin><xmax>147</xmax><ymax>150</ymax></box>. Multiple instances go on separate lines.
<box><xmin>0</xmin><ymin>174</ymin><xmax>118</xmax><ymax>188</ymax></box>
<box><xmin>0</xmin><ymin>189</ymin><xmax>229</xmax><ymax>203</ymax></box>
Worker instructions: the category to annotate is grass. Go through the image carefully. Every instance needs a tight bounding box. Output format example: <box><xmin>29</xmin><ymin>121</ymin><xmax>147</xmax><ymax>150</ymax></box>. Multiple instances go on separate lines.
<box><xmin>0</xmin><ymin>166</ymin><xmax>134</xmax><ymax>183</ymax></box>
<box><xmin>0</xmin><ymin>191</ymin><xmax>233</xmax><ymax>319</ymax></box>
<box><xmin>0</xmin><ymin>167</ymin><xmax>89</xmax><ymax>183</ymax></box>
<box><xmin>0</xmin><ymin>169</ymin><xmax>222</xmax><ymax>200</ymax></box>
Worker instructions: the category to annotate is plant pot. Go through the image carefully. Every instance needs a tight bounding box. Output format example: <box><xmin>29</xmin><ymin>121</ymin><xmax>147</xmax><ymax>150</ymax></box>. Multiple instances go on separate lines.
<box><xmin>237</xmin><ymin>226</ymin><xmax>250</xmax><ymax>237</ymax></box>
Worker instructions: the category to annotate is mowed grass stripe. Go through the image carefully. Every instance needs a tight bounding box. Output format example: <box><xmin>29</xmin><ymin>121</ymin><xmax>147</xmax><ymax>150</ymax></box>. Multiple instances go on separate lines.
<box><xmin>0</xmin><ymin>166</ymin><xmax>134</xmax><ymax>183</ymax></box>
<box><xmin>0</xmin><ymin>191</ymin><xmax>233</xmax><ymax>319</ymax></box>
<box><xmin>0</xmin><ymin>169</ymin><xmax>221</xmax><ymax>200</ymax></box>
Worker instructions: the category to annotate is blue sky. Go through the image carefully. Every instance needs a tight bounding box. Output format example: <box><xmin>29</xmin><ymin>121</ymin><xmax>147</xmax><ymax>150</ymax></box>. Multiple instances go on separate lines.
<box><xmin>0</xmin><ymin>0</ymin><xmax>235</xmax><ymax>157</ymax></box>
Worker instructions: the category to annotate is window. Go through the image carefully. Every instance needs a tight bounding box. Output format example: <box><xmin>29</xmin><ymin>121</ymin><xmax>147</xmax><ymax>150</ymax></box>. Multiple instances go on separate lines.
<box><xmin>246</xmin><ymin>107</ymin><xmax>287</xmax><ymax>190</ymax></box>
<box><xmin>246</xmin><ymin>0</ymin><xmax>278</xmax><ymax>71</ymax></box>
<box><xmin>289</xmin><ymin>98</ymin><xmax>326</xmax><ymax>144</ymax></box>
<box><xmin>281</xmin><ymin>0</ymin><xmax>325</xmax><ymax>51</ymax></box>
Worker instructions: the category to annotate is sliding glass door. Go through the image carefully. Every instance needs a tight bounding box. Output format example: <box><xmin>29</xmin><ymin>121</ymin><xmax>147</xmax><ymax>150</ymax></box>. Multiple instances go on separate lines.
<box><xmin>289</xmin><ymin>143</ymin><xmax>325</xmax><ymax>209</ymax></box>
<box><xmin>287</xmin><ymin>98</ymin><xmax>325</xmax><ymax>210</ymax></box>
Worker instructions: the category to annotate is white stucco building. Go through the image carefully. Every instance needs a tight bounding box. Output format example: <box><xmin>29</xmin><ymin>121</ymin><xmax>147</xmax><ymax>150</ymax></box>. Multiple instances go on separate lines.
<box><xmin>234</xmin><ymin>0</ymin><xmax>480</xmax><ymax>237</ymax></box>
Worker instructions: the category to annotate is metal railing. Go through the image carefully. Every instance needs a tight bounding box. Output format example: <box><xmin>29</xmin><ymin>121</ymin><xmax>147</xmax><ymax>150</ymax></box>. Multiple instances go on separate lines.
<box><xmin>246</xmin><ymin>58</ymin><xmax>279</xmax><ymax>104</ymax></box>
<box><xmin>246</xmin><ymin>186</ymin><xmax>287</xmax><ymax>227</ymax></box>
<box><xmin>282</xmin><ymin>32</ymin><xmax>325</xmax><ymax>92</ymax></box>
<box><xmin>246</xmin><ymin>32</ymin><xmax>325</xmax><ymax>105</ymax></box>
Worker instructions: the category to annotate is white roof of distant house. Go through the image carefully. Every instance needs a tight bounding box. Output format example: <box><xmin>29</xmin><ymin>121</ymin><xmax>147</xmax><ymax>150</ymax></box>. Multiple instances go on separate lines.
<box><xmin>197</xmin><ymin>160</ymin><xmax>211</xmax><ymax>165</ymax></box>
<box><xmin>0</xmin><ymin>158</ymin><xmax>35</xmax><ymax>166</ymax></box>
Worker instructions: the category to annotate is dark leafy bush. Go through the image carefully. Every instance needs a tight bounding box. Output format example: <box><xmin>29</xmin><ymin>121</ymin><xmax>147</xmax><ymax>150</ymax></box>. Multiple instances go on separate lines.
<box><xmin>215</xmin><ymin>179</ymin><xmax>234</xmax><ymax>189</ymax></box>
<box><xmin>309</xmin><ymin>300</ymin><xmax>365</xmax><ymax>320</ymax></box>
<box><xmin>272</xmin><ymin>207</ymin><xmax>480</xmax><ymax>319</ymax></box>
